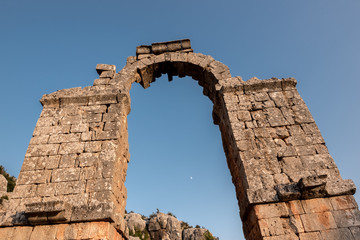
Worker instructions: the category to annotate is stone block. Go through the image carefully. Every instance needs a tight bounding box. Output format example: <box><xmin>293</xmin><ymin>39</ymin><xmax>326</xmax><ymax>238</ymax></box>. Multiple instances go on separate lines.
<box><xmin>253</xmin><ymin>202</ymin><xmax>288</xmax><ymax>219</ymax></box>
<box><xmin>258</xmin><ymin>217</ymin><xmax>284</xmax><ymax>237</ymax></box>
<box><xmin>33</xmin><ymin>125</ymin><xmax>71</xmax><ymax>136</ymax></box>
<box><xmin>320</xmin><ymin>228</ymin><xmax>355</xmax><ymax>240</ymax></box>
<box><xmin>325</xmin><ymin>179</ymin><xmax>356</xmax><ymax>196</ymax></box>
<box><xmin>36</xmin><ymin>116</ymin><xmax>57</xmax><ymax>127</ymax></box>
<box><xmin>236</xmin><ymin>139</ymin><xmax>256</xmax><ymax>151</ymax></box>
<box><xmin>78</xmin><ymin>152</ymin><xmax>99</xmax><ymax>167</ymax></box>
<box><xmin>282</xmin><ymin>215</ymin><xmax>304</xmax><ymax>234</ymax></box>
<box><xmin>332</xmin><ymin>208</ymin><xmax>360</xmax><ymax>228</ymax></box>
<box><xmin>264</xmin><ymin>108</ymin><xmax>289</xmax><ymax>127</ymax></box>
<box><xmin>29</xmin><ymin>135</ymin><xmax>49</xmax><ymax>145</ymax></box>
<box><xmin>46</xmin><ymin>155</ymin><xmax>61</xmax><ymax>169</ymax></box>
<box><xmin>95</xmin><ymin>130</ymin><xmax>119</xmax><ymax>140</ymax></box>
<box><xmin>25</xmin><ymin>144</ymin><xmax>60</xmax><ymax>157</ymax></box>
<box><xmin>17</xmin><ymin>170</ymin><xmax>52</xmax><ymax>185</ymax></box>
<box><xmin>81</xmin><ymin>131</ymin><xmax>93</xmax><ymax>141</ymax></box>
<box><xmin>103</xmin><ymin>112</ymin><xmax>120</xmax><ymax>122</ymax></box>
<box><xmin>280</xmin><ymin>156</ymin><xmax>304</xmax><ymax>173</ymax></box>
<box><xmin>275</xmin><ymin>183</ymin><xmax>301</xmax><ymax>201</ymax></box>
<box><xmin>70</xmin><ymin>203</ymin><xmax>115</xmax><ymax>222</ymax></box>
<box><xmin>330</xmin><ymin>195</ymin><xmax>358</xmax><ymax>210</ymax></box>
<box><xmin>86</xmin><ymin>178</ymin><xmax>112</xmax><ymax>193</ymax></box>
<box><xmin>55</xmin><ymin>181</ymin><xmax>86</xmax><ymax>195</ymax></box>
<box><xmin>93</xmin><ymin>77</ymin><xmax>111</xmax><ymax>86</ymax></box>
<box><xmin>350</xmin><ymin>226</ymin><xmax>360</xmax><ymax>239</ymax></box>
<box><xmin>298</xmin><ymin>175</ymin><xmax>327</xmax><ymax>199</ymax></box>
<box><xmin>273</xmin><ymin>173</ymin><xmax>290</xmax><ymax>185</ymax></box>
<box><xmin>52</xmin><ymin>168</ymin><xmax>80</xmax><ymax>182</ymax></box>
<box><xmin>88</xmin><ymin>94</ymin><xmax>117</xmax><ymax>105</ymax></box>
<box><xmin>280</xmin><ymin>107</ymin><xmax>295</xmax><ymax>125</ymax></box>
<box><xmin>82</xmin><ymin>113</ymin><xmax>102</xmax><ymax>123</ymax></box>
<box><xmin>59</xmin><ymin>154</ymin><xmax>78</xmax><ymax>168</ymax></box>
<box><xmin>104</xmin><ymin>121</ymin><xmax>121</xmax><ymax>131</ymax></box>
<box><xmin>301</xmin><ymin>198</ymin><xmax>332</xmax><ymax>213</ymax></box>
<box><xmin>80</xmin><ymin>167</ymin><xmax>96</xmax><ymax>180</ymax></box>
<box><xmin>58</xmin><ymin>142</ymin><xmax>85</xmax><ymax>154</ymax></box>
<box><xmin>254</xmin><ymin>92</ymin><xmax>270</xmax><ymax>101</ymax></box>
<box><xmin>286</xmin><ymin>200</ymin><xmax>305</xmax><ymax>215</ymax></box>
<box><xmin>275</xmin><ymin>126</ymin><xmax>289</xmax><ymax>138</ymax></box>
<box><xmin>284</xmin><ymin>134</ymin><xmax>312</xmax><ymax>146</ymax></box>
<box><xmin>0</xmin><ymin>226</ymin><xmax>33</xmax><ymax>239</ymax></box>
<box><xmin>299</xmin><ymin>232</ymin><xmax>322</xmax><ymax>240</ymax></box>
<box><xmin>96</xmin><ymin>64</ymin><xmax>116</xmax><ymax>73</ymax></box>
<box><xmin>30</xmin><ymin>225</ymin><xmax>58</xmax><ymax>240</ymax></box>
<box><xmin>300</xmin><ymin>211</ymin><xmax>337</xmax><ymax>231</ymax></box>
<box><xmin>295</xmin><ymin>145</ymin><xmax>316</xmax><ymax>156</ymax></box>
<box><xmin>70</xmin><ymin>123</ymin><xmax>89</xmax><ymax>133</ymax></box>
<box><xmin>253</xmin><ymin>128</ymin><xmax>273</xmax><ymax>138</ymax></box>
<box><xmin>99</xmin><ymin>70</ymin><xmax>115</xmax><ymax>78</ymax></box>
<box><xmin>292</xmin><ymin>104</ymin><xmax>314</xmax><ymax>124</ymax></box>
<box><xmin>237</xmin><ymin>110</ymin><xmax>252</xmax><ymax>121</ymax></box>
<box><xmin>12</xmin><ymin>184</ymin><xmax>38</xmax><ymax>198</ymax></box>
<box><xmin>84</xmin><ymin>141</ymin><xmax>102</xmax><ymax>152</ymax></box>
<box><xmin>48</xmin><ymin>133</ymin><xmax>81</xmax><ymax>144</ymax></box>
<box><xmin>268</xmin><ymin>91</ymin><xmax>289</xmax><ymax>107</ymax></box>
<box><xmin>20</xmin><ymin>157</ymin><xmax>37</xmax><ymax>172</ymax></box>
<box><xmin>37</xmin><ymin>183</ymin><xmax>56</xmax><ymax>197</ymax></box>
<box><xmin>60</xmin><ymin>115</ymin><xmax>82</xmax><ymax>125</ymax></box>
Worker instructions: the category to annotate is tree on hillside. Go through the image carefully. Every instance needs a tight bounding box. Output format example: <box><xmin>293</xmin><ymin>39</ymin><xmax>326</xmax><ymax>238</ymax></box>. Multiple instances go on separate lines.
<box><xmin>0</xmin><ymin>165</ymin><xmax>16</xmax><ymax>192</ymax></box>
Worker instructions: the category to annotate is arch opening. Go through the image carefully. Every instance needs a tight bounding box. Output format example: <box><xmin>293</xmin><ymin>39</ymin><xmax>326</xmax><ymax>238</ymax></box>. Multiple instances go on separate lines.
<box><xmin>126</xmin><ymin>75</ymin><xmax>244</xmax><ymax>239</ymax></box>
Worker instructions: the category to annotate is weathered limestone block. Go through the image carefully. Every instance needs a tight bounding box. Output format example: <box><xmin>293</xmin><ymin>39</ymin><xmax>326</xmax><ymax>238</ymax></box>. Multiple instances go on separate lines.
<box><xmin>52</xmin><ymin>168</ymin><xmax>81</xmax><ymax>182</ymax></box>
<box><xmin>25</xmin><ymin>200</ymin><xmax>72</xmax><ymax>224</ymax></box>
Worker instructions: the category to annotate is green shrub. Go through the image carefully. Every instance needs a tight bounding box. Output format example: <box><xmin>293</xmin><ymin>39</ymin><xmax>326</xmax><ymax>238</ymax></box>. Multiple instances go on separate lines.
<box><xmin>167</xmin><ymin>211</ymin><xmax>176</xmax><ymax>218</ymax></box>
<box><xmin>181</xmin><ymin>221</ymin><xmax>192</xmax><ymax>229</ymax></box>
<box><xmin>129</xmin><ymin>227</ymin><xmax>150</xmax><ymax>240</ymax></box>
<box><xmin>204</xmin><ymin>230</ymin><xmax>217</xmax><ymax>240</ymax></box>
<box><xmin>0</xmin><ymin>165</ymin><xmax>16</xmax><ymax>192</ymax></box>
<box><xmin>0</xmin><ymin>195</ymin><xmax>8</xmax><ymax>204</ymax></box>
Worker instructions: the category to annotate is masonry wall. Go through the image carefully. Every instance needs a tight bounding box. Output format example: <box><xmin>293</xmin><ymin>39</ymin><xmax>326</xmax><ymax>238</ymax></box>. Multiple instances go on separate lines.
<box><xmin>217</xmin><ymin>77</ymin><xmax>360</xmax><ymax>239</ymax></box>
<box><xmin>0</xmin><ymin>41</ymin><xmax>359</xmax><ymax>239</ymax></box>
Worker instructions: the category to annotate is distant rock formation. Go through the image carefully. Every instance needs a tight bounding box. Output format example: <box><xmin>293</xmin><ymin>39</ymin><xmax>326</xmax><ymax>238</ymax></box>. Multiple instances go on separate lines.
<box><xmin>125</xmin><ymin>212</ymin><xmax>218</xmax><ymax>240</ymax></box>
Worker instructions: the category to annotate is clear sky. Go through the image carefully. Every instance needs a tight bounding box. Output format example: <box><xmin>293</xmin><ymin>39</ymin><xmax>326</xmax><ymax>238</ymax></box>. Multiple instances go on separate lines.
<box><xmin>0</xmin><ymin>1</ymin><xmax>359</xmax><ymax>239</ymax></box>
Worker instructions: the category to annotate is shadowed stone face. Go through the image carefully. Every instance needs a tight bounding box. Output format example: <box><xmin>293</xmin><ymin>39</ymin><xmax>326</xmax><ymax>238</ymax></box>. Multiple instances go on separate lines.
<box><xmin>0</xmin><ymin>39</ymin><xmax>359</xmax><ymax>240</ymax></box>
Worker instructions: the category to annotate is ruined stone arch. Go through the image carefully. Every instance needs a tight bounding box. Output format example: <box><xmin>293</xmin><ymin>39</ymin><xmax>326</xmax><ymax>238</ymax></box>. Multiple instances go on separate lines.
<box><xmin>1</xmin><ymin>39</ymin><xmax>360</xmax><ymax>240</ymax></box>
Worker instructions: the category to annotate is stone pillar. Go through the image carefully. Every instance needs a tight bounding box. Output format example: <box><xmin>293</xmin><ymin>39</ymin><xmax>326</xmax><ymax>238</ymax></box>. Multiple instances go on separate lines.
<box><xmin>0</xmin><ymin>64</ymin><xmax>129</xmax><ymax>239</ymax></box>
<box><xmin>218</xmin><ymin>77</ymin><xmax>360</xmax><ymax>239</ymax></box>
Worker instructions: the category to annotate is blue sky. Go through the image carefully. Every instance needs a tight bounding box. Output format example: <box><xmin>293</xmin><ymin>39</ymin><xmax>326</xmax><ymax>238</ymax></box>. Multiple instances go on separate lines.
<box><xmin>0</xmin><ymin>1</ymin><xmax>359</xmax><ymax>239</ymax></box>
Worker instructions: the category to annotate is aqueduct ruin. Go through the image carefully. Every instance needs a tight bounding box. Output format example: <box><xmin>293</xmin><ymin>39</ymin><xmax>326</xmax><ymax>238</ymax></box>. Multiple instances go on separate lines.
<box><xmin>0</xmin><ymin>39</ymin><xmax>359</xmax><ymax>239</ymax></box>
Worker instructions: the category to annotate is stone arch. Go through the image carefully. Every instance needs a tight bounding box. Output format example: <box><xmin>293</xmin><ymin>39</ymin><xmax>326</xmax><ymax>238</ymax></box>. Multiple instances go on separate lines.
<box><xmin>1</xmin><ymin>39</ymin><xmax>360</xmax><ymax>240</ymax></box>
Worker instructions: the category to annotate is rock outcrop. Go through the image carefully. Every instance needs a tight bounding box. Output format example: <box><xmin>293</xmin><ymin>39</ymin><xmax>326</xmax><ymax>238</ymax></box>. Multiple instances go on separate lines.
<box><xmin>125</xmin><ymin>212</ymin><xmax>218</xmax><ymax>240</ymax></box>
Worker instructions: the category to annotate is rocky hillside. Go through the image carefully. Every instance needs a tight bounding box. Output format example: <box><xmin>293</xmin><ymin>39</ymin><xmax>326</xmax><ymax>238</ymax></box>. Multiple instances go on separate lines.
<box><xmin>125</xmin><ymin>211</ymin><xmax>218</xmax><ymax>240</ymax></box>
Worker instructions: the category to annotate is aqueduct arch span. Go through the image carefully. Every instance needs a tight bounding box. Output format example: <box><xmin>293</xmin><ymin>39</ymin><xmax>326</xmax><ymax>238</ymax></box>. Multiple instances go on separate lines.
<box><xmin>1</xmin><ymin>39</ymin><xmax>359</xmax><ymax>239</ymax></box>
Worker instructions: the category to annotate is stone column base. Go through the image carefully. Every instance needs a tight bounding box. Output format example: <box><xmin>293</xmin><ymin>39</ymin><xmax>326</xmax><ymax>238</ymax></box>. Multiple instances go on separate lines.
<box><xmin>0</xmin><ymin>221</ymin><xmax>124</xmax><ymax>240</ymax></box>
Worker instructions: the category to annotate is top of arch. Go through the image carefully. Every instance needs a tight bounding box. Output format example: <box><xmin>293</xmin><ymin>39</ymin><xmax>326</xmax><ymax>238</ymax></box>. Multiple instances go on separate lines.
<box><xmin>136</xmin><ymin>39</ymin><xmax>194</xmax><ymax>59</ymax></box>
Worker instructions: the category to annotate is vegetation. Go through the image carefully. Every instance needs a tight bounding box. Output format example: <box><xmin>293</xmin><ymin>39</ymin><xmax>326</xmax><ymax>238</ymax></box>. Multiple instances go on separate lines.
<box><xmin>167</xmin><ymin>211</ymin><xmax>176</xmax><ymax>218</ymax></box>
<box><xmin>204</xmin><ymin>231</ymin><xmax>217</xmax><ymax>240</ymax></box>
<box><xmin>181</xmin><ymin>221</ymin><xmax>192</xmax><ymax>229</ymax></box>
<box><xmin>129</xmin><ymin>227</ymin><xmax>150</xmax><ymax>240</ymax></box>
<box><xmin>0</xmin><ymin>165</ymin><xmax>16</xmax><ymax>192</ymax></box>
<box><xmin>0</xmin><ymin>195</ymin><xmax>8</xmax><ymax>204</ymax></box>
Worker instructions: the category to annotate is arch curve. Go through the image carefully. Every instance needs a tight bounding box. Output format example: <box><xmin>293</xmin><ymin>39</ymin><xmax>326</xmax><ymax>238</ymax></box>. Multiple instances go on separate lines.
<box><xmin>111</xmin><ymin>51</ymin><xmax>238</xmax><ymax>103</ymax></box>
